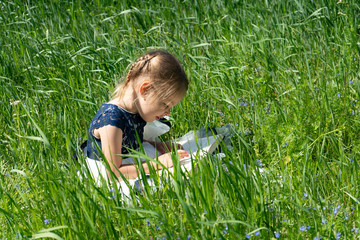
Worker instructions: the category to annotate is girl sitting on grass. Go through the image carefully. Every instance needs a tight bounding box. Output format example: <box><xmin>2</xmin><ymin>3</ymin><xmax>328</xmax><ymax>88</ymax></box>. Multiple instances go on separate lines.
<box><xmin>86</xmin><ymin>50</ymin><xmax>190</xmax><ymax>180</ymax></box>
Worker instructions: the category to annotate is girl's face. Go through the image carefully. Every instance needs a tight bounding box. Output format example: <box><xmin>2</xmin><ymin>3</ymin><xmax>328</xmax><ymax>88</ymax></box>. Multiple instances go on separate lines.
<box><xmin>136</xmin><ymin>81</ymin><xmax>185</xmax><ymax>122</ymax></box>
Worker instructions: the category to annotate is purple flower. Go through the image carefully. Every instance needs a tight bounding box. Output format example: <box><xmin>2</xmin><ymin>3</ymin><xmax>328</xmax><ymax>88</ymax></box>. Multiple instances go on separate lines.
<box><xmin>335</xmin><ymin>232</ymin><xmax>341</xmax><ymax>239</ymax></box>
<box><xmin>44</xmin><ymin>219</ymin><xmax>52</xmax><ymax>225</ymax></box>
<box><xmin>256</xmin><ymin>159</ymin><xmax>263</xmax><ymax>167</ymax></box>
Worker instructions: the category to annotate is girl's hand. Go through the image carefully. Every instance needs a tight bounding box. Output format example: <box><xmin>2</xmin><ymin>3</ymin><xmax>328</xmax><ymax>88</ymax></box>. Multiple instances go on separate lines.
<box><xmin>156</xmin><ymin>141</ymin><xmax>184</xmax><ymax>154</ymax></box>
<box><xmin>156</xmin><ymin>150</ymin><xmax>190</xmax><ymax>168</ymax></box>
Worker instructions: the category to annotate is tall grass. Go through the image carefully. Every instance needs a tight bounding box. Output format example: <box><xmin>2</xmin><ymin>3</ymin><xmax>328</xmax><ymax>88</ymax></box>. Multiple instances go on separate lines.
<box><xmin>1</xmin><ymin>0</ymin><xmax>360</xmax><ymax>238</ymax></box>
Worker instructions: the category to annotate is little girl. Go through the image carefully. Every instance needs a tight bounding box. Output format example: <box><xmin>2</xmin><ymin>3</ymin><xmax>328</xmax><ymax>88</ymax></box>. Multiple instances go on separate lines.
<box><xmin>86</xmin><ymin>50</ymin><xmax>190</xmax><ymax>180</ymax></box>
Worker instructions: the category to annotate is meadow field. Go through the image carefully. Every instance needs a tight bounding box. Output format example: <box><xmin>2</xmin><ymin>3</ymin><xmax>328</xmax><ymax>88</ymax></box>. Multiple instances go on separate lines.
<box><xmin>1</xmin><ymin>0</ymin><xmax>360</xmax><ymax>239</ymax></box>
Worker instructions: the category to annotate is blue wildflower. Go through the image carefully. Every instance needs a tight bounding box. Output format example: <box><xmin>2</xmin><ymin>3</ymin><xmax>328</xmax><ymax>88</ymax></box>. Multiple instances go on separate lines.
<box><xmin>255</xmin><ymin>231</ymin><xmax>260</xmax><ymax>236</ymax></box>
<box><xmin>256</xmin><ymin>159</ymin><xmax>263</xmax><ymax>167</ymax></box>
<box><xmin>156</xmin><ymin>226</ymin><xmax>159</xmax><ymax>230</ymax></box>
<box><xmin>303</xmin><ymin>193</ymin><xmax>308</xmax><ymax>198</ymax></box>
<box><xmin>187</xmin><ymin>234</ymin><xmax>191</xmax><ymax>240</ymax></box>
<box><xmin>44</xmin><ymin>219</ymin><xmax>52</xmax><ymax>225</ymax></box>
<box><xmin>334</xmin><ymin>205</ymin><xmax>341</xmax><ymax>215</ymax></box>
<box><xmin>275</xmin><ymin>232</ymin><xmax>280</xmax><ymax>238</ymax></box>
<box><xmin>322</xmin><ymin>218</ymin><xmax>327</xmax><ymax>224</ymax></box>
<box><xmin>306</xmin><ymin>225</ymin><xmax>311</xmax><ymax>230</ymax></box>
<box><xmin>337</xmin><ymin>93</ymin><xmax>341</xmax><ymax>97</ymax></box>
<box><xmin>224</xmin><ymin>226</ymin><xmax>228</xmax><ymax>231</ymax></box>
<box><xmin>245</xmin><ymin>234</ymin><xmax>251</xmax><ymax>239</ymax></box>
<box><xmin>349</xmin><ymin>80</ymin><xmax>355</xmax><ymax>85</ymax></box>
<box><xmin>223</xmin><ymin>230</ymin><xmax>227</xmax><ymax>234</ymax></box>
<box><xmin>146</xmin><ymin>219</ymin><xmax>150</xmax><ymax>226</ymax></box>
<box><xmin>300</xmin><ymin>226</ymin><xmax>306</xmax><ymax>231</ymax></box>
<box><xmin>335</xmin><ymin>232</ymin><xmax>341</xmax><ymax>239</ymax></box>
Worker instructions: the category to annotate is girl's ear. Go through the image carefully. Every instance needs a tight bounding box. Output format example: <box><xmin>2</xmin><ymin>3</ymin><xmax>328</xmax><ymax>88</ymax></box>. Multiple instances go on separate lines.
<box><xmin>139</xmin><ymin>81</ymin><xmax>152</xmax><ymax>99</ymax></box>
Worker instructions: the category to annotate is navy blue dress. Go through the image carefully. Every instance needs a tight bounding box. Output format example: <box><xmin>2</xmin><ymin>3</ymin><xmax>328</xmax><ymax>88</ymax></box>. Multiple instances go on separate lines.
<box><xmin>86</xmin><ymin>103</ymin><xmax>147</xmax><ymax>161</ymax></box>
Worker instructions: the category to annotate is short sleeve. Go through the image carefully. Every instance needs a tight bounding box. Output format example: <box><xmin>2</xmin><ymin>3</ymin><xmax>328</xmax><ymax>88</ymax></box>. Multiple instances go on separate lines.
<box><xmin>90</xmin><ymin>104</ymin><xmax>126</xmax><ymax>131</ymax></box>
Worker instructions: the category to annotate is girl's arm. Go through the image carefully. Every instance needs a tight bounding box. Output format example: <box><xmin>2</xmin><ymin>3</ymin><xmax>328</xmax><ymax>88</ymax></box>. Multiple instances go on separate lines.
<box><xmin>98</xmin><ymin>125</ymin><xmax>189</xmax><ymax>180</ymax></box>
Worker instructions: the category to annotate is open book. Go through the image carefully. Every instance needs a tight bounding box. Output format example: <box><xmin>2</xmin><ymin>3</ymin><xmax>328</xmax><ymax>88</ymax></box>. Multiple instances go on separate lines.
<box><xmin>176</xmin><ymin>134</ymin><xmax>222</xmax><ymax>166</ymax></box>
<box><xmin>122</xmin><ymin>134</ymin><xmax>223</xmax><ymax>172</ymax></box>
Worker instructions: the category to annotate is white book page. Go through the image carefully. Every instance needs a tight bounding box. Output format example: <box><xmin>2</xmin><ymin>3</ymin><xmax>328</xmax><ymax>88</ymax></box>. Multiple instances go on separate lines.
<box><xmin>122</xmin><ymin>135</ymin><xmax>222</xmax><ymax>173</ymax></box>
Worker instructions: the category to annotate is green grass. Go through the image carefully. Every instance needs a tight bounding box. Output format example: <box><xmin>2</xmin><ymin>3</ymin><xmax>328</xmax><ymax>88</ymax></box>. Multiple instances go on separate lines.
<box><xmin>1</xmin><ymin>0</ymin><xmax>360</xmax><ymax>239</ymax></box>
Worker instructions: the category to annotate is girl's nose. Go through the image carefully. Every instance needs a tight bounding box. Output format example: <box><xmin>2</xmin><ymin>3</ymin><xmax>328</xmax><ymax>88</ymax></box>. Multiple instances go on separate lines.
<box><xmin>164</xmin><ymin>109</ymin><xmax>171</xmax><ymax>116</ymax></box>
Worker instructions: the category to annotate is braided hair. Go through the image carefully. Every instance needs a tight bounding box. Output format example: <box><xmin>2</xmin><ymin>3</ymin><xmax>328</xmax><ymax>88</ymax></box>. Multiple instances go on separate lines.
<box><xmin>112</xmin><ymin>50</ymin><xmax>188</xmax><ymax>101</ymax></box>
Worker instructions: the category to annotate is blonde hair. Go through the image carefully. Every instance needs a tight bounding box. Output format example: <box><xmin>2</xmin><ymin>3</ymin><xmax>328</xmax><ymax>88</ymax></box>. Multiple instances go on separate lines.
<box><xmin>112</xmin><ymin>50</ymin><xmax>188</xmax><ymax>101</ymax></box>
